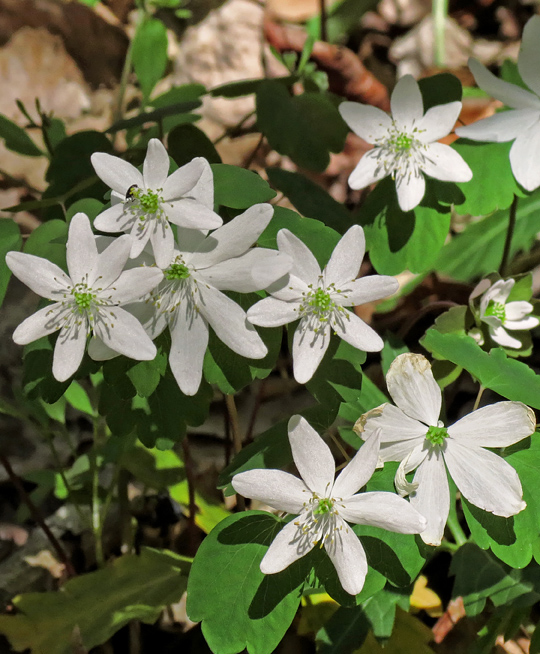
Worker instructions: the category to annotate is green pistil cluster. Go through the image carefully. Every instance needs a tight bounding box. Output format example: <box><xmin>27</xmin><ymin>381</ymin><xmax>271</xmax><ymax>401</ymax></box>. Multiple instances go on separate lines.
<box><xmin>166</xmin><ymin>262</ymin><xmax>191</xmax><ymax>280</ymax></box>
<box><xmin>314</xmin><ymin>497</ymin><xmax>334</xmax><ymax>515</ymax></box>
<box><xmin>394</xmin><ymin>132</ymin><xmax>413</xmax><ymax>151</ymax></box>
<box><xmin>72</xmin><ymin>289</ymin><xmax>96</xmax><ymax>313</ymax></box>
<box><xmin>485</xmin><ymin>301</ymin><xmax>506</xmax><ymax>321</ymax></box>
<box><xmin>301</xmin><ymin>284</ymin><xmax>343</xmax><ymax>324</ymax></box>
<box><xmin>426</xmin><ymin>425</ymin><xmax>449</xmax><ymax>446</ymax></box>
<box><xmin>128</xmin><ymin>187</ymin><xmax>163</xmax><ymax>216</ymax></box>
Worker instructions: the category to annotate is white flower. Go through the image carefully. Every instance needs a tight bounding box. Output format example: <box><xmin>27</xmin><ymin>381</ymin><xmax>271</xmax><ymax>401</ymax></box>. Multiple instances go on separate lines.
<box><xmin>91</xmin><ymin>138</ymin><xmax>223</xmax><ymax>268</ymax></box>
<box><xmin>470</xmin><ymin>278</ymin><xmax>539</xmax><ymax>349</ymax></box>
<box><xmin>232</xmin><ymin>415</ymin><xmax>427</xmax><ymax>596</ymax></box>
<box><xmin>247</xmin><ymin>225</ymin><xmax>398</xmax><ymax>384</ymax></box>
<box><xmin>455</xmin><ymin>16</ymin><xmax>540</xmax><ymax>191</ymax></box>
<box><xmin>339</xmin><ymin>75</ymin><xmax>472</xmax><ymax>211</ymax></box>
<box><xmin>89</xmin><ymin>203</ymin><xmax>292</xmax><ymax>396</ymax></box>
<box><xmin>356</xmin><ymin>353</ymin><xmax>535</xmax><ymax>546</ymax></box>
<box><xmin>5</xmin><ymin>213</ymin><xmax>163</xmax><ymax>382</ymax></box>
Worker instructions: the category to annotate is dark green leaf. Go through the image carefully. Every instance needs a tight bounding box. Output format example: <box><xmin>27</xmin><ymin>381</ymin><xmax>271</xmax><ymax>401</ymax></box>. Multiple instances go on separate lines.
<box><xmin>211</xmin><ymin>76</ymin><xmax>296</xmax><ymax>98</ymax></box>
<box><xmin>187</xmin><ymin>512</ymin><xmax>304</xmax><ymax>654</ymax></box>
<box><xmin>0</xmin><ymin>114</ymin><xmax>43</xmax><ymax>157</ymax></box>
<box><xmin>168</xmin><ymin>123</ymin><xmax>221</xmax><ymax>167</ymax></box>
<box><xmin>211</xmin><ymin>163</ymin><xmax>276</xmax><ymax>208</ymax></box>
<box><xmin>418</xmin><ymin>73</ymin><xmax>462</xmax><ymax>111</ymax></box>
<box><xmin>107</xmin><ymin>101</ymin><xmax>200</xmax><ymax>133</ymax></box>
<box><xmin>0</xmin><ymin>219</ymin><xmax>22</xmax><ymax>307</ymax></box>
<box><xmin>24</xmin><ymin>219</ymin><xmax>68</xmax><ymax>269</ymax></box>
<box><xmin>266</xmin><ymin>168</ymin><xmax>352</xmax><ymax>232</ymax></box>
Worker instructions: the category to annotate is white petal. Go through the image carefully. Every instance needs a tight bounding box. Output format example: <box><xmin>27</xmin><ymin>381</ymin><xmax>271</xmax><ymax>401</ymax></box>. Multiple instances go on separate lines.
<box><xmin>197</xmin><ymin>285</ymin><xmax>267</xmax><ymax>359</ymax></box>
<box><xmin>391</xmin><ymin>75</ymin><xmax>424</xmax><ymax>129</ymax></box>
<box><xmin>12</xmin><ymin>303</ymin><xmax>64</xmax><ymax>344</ymax></box>
<box><xmin>490</xmin><ymin>324</ymin><xmax>521</xmax><ymax>348</ymax></box>
<box><xmin>149</xmin><ymin>221</ymin><xmax>175</xmax><ymax>269</ymax></box>
<box><xmin>232</xmin><ymin>469</ymin><xmax>310</xmax><ymax>514</ymax></box>
<box><xmin>333</xmin><ymin>429</ymin><xmax>381</xmax><ymax>499</ymax></box>
<box><xmin>91</xmin><ymin>152</ymin><xmax>143</xmax><ymax>195</ymax></box>
<box><xmin>395</xmin><ymin>172</ymin><xmax>425</xmax><ymax>211</ymax></box>
<box><xmin>108</xmin><ymin>268</ymin><xmax>164</xmax><ymax>304</ymax></box>
<box><xmin>339</xmin><ymin>492</ymin><xmax>427</xmax><ymax>534</ymax></box>
<box><xmin>201</xmin><ymin>250</ymin><xmax>291</xmax><ymax>292</ymax></box>
<box><xmin>448</xmin><ymin>401</ymin><xmax>535</xmax><ymax>448</ymax></box>
<box><xmin>417</xmin><ymin>102</ymin><xmax>462</xmax><ymax>143</ymax></box>
<box><xmin>323</xmin><ymin>225</ymin><xmax>365</xmax><ymax>288</ymax></box>
<box><xmin>456</xmin><ymin>108</ymin><xmax>538</xmax><ymax>143</ymax></box>
<box><xmin>6</xmin><ymin>252</ymin><xmax>71</xmax><ymax>299</ymax></box>
<box><xmin>348</xmin><ymin>149</ymin><xmax>388</xmax><ymax>190</ymax></box>
<box><xmin>66</xmin><ymin>213</ymin><xmax>99</xmax><ymax>285</ymax></box>
<box><xmin>94</xmin><ymin>306</ymin><xmax>156</xmax><ymax>361</ymax></box>
<box><xmin>247</xmin><ymin>296</ymin><xmax>301</xmax><ymax>327</ymax></box>
<box><xmin>175</xmin><ymin>227</ymin><xmax>207</xmax><ymax>255</ymax></box>
<box><xmin>444</xmin><ymin>441</ymin><xmax>525</xmax><ymax>517</ymax></box>
<box><xmin>292</xmin><ymin>318</ymin><xmax>331</xmax><ymax>383</ymax></box>
<box><xmin>485</xmin><ymin>279</ymin><xmax>513</xmax><ymax>305</ymax></box>
<box><xmin>162</xmin><ymin>158</ymin><xmax>207</xmax><ymax>201</ymax></box>
<box><xmin>324</xmin><ymin>516</ymin><xmax>368</xmax><ymax>596</ymax></box>
<box><xmin>357</xmin><ymin>403</ymin><xmax>427</xmax><ymax>454</ymax></box>
<box><xmin>95</xmin><ymin>234</ymin><xmax>132</xmax><ymax>289</ymax></box>
<box><xmin>269</xmin><ymin>274</ymin><xmax>309</xmax><ymax>302</ymax></box>
<box><xmin>421</xmin><ymin>143</ymin><xmax>473</xmax><ymax>183</ymax></box>
<box><xmin>52</xmin><ymin>318</ymin><xmax>89</xmax><ymax>381</ymax></box>
<box><xmin>386</xmin><ymin>353</ymin><xmax>441</xmax><ymax>426</ymax></box>
<box><xmin>509</xmin><ymin>123</ymin><xmax>540</xmax><ymax>191</ymax></box>
<box><xmin>517</xmin><ymin>16</ymin><xmax>540</xmax><ymax>98</ymax></box>
<box><xmin>87</xmin><ymin>336</ymin><xmax>119</xmax><ymax>361</ymax></box>
<box><xmin>505</xmin><ymin>316</ymin><xmax>539</xmax><ymax>330</ymax></box>
<box><xmin>166</xmin><ymin>199</ymin><xmax>222</xmax><ymax>230</ymax></box>
<box><xmin>287</xmin><ymin>415</ymin><xmax>335</xmax><ymax>496</ymax></box>
<box><xmin>260</xmin><ymin>515</ymin><xmax>315</xmax><ymax>574</ymax></box>
<box><xmin>394</xmin><ymin>442</ymin><xmax>429</xmax><ymax>495</ymax></box>
<box><xmin>467</xmin><ymin>57</ymin><xmax>540</xmax><ymax>110</ymax></box>
<box><xmin>93</xmin><ymin>203</ymin><xmax>130</xmax><ymax>233</ymax></box>
<box><xmin>188</xmin><ymin>158</ymin><xmax>214</xmax><ymax>208</ymax></box>
<box><xmin>276</xmin><ymin>230</ymin><xmax>321</xmax><ymax>285</ymax></box>
<box><xmin>505</xmin><ymin>301</ymin><xmax>534</xmax><ymax>321</ymax></box>
<box><xmin>192</xmin><ymin>204</ymin><xmax>274</xmax><ymax>268</ymax></box>
<box><xmin>410</xmin><ymin>451</ymin><xmax>449</xmax><ymax>546</ymax></box>
<box><xmin>128</xmin><ymin>219</ymin><xmax>152</xmax><ymax>260</ymax></box>
<box><xmin>168</xmin><ymin>301</ymin><xmax>208</xmax><ymax>396</ymax></box>
<box><xmin>331</xmin><ymin>309</ymin><xmax>384</xmax><ymax>353</ymax></box>
<box><xmin>338</xmin><ymin>102</ymin><xmax>392</xmax><ymax>142</ymax></box>
<box><xmin>143</xmin><ymin>138</ymin><xmax>169</xmax><ymax>190</ymax></box>
<box><xmin>345</xmin><ymin>276</ymin><xmax>399</xmax><ymax>306</ymax></box>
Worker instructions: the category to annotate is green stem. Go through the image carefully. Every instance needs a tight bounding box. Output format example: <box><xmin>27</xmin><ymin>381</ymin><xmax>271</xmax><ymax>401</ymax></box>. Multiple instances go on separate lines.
<box><xmin>225</xmin><ymin>394</ymin><xmax>245</xmax><ymax>511</ymax></box>
<box><xmin>499</xmin><ymin>194</ymin><xmax>518</xmax><ymax>277</ymax></box>
<box><xmin>319</xmin><ymin>0</ymin><xmax>328</xmax><ymax>42</ymax></box>
<box><xmin>473</xmin><ymin>384</ymin><xmax>485</xmax><ymax>412</ymax></box>
<box><xmin>91</xmin><ymin>450</ymin><xmax>104</xmax><ymax>567</ymax></box>
<box><xmin>433</xmin><ymin>0</ymin><xmax>448</xmax><ymax>67</ymax></box>
<box><xmin>446</xmin><ymin>512</ymin><xmax>467</xmax><ymax>547</ymax></box>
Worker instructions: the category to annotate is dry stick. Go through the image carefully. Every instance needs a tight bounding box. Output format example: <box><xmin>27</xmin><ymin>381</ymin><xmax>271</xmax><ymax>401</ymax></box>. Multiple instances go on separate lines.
<box><xmin>225</xmin><ymin>394</ymin><xmax>246</xmax><ymax>511</ymax></box>
<box><xmin>499</xmin><ymin>194</ymin><xmax>519</xmax><ymax>277</ymax></box>
<box><xmin>0</xmin><ymin>453</ymin><xmax>76</xmax><ymax>578</ymax></box>
<box><xmin>319</xmin><ymin>0</ymin><xmax>328</xmax><ymax>42</ymax></box>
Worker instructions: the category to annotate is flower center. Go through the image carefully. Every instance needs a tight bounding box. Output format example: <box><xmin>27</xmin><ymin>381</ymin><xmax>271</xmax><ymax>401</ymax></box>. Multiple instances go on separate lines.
<box><xmin>298</xmin><ymin>282</ymin><xmax>348</xmax><ymax>332</ymax></box>
<box><xmin>74</xmin><ymin>291</ymin><xmax>94</xmax><ymax>310</ymax></box>
<box><xmin>165</xmin><ymin>263</ymin><xmax>191</xmax><ymax>280</ymax></box>
<box><xmin>314</xmin><ymin>497</ymin><xmax>334</xmax><ymax>515</ymax></box>
<box><xmin>485</xmin><ymin>301</ymin><xmax>506</xmax><ymax>321</ymax></box>
<box><xmin>70</xmin><ymin>283</ymin><xmax>98</xmax><ymax>315</ymax></box>
<box><xmin>426</xmin><ymin>425</ymin><xmax>449</xmax><ymax>446</ymax></box>
<box><xmin>125</xmin><ymin>187</ymin><xmax>165</xmax><ymax>223</ymax></box>
<box><xmin>373</xmin><ymin>121</ymin><xmax>428</xmax><ymax>183</ymax></box>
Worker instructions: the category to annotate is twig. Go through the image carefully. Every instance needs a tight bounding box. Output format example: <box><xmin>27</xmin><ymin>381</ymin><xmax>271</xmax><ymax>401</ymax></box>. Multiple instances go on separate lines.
<box><xmin>0</xmin><ymin>453</ymin><xmax>76</xmax><ymax>577</ymax></box>
<box><xmin>319</xmin><ymin>0</ymin><xmax>328</xmax><ymax>42</ymax></box>
<box><xmin>225</xmin><ymin>394</ymin><xmax>246</xmax><ymax>511</ymax></box>
<box><xmin>499</xmin><ymin>195</ymin><xmax>518</xmax><ymax>277</ymax></box>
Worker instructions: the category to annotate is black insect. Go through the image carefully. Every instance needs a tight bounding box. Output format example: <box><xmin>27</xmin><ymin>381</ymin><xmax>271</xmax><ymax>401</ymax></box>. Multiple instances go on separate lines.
<box><xmin>125</xmin><ymin>184</ymin><xmax>139</xmax><ymax>200</ymax></box>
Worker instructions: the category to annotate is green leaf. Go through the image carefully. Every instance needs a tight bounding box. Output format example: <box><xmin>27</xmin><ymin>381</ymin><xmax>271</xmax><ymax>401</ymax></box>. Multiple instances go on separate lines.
<box><xmin>381</xmin><ymin>333</ymin><xmax>409</xmax><ymax>377</ymax></box>
<box><xmin>0</xmin><ymin>219</ymin><xmax>22</xmax><ymax>307</ymax></box>
<box><xmin>462</xmin><ymin>436</ymin><xmax>540</xmax><ymax>568</ymax></box>
<box><xmin>266</xmin><ymin>168</ymin><xmax>352</xmax><ymax>233</ymax></box>
<box><xmin>187</xmin><ymin>512</ymin><xmax>304</xmax><ymax>654</ymax></box>
<box><xmin>211</xmin><ymin>164</ymin><xmax>276</xmax><ymax>208</ymax></box>
<box><xmin>306</xmin><ymin>0</ymin><xmax>379</xmax><ymax>43</ymax></box>
<box><xmin>64</xmin><ymin>381</ymin><xmax>95</xmax><ymax>416</ymax></box>
<box><xmin>168</xmin><ymin>123</ymin><xmax>221</xmax><ymax>166</ymax></box>
<box><xmin>361</xmin><ymin>178</ymin><xmax>451</xmax><ymax>275</ymax></box>
<box><xmin>132</xmin><ymin>18</ymin><xmax>169</xmax><ymax>102</ymax></box>
<box><xmin>126</xmin><ymin>352</ymin><xmax>167</xmax><ymax>397</ymax></box>
<box><xmin>258</xmin><ymin>206</ymin><xmax>341</xmax><ymax>269</ymax></box>
<box><xmin>450</xmin><ymin>543</ymin><xmax>540</xmax><ymax>616</ymax></box>
<box><xmin>256</xmin><ymin>81</ymin><xmax>346</xmax><ymax>172</ymax></box>
<box><xmin>107</xmin><ymin>100</ymin><xmax>200</xmax><ymax>133</ymax></box>
<box><xmin>0</xmin><ymin>548</ymin><xmax>191</xmax><ymax>654</ymax></box>
<box><xmin>66</xmin><ymin>198</ymin><xmax>104</xmax><ymax>224</ymax></box>
<box><xmin>211</xmin><ymin>76</ymin><xmax>296</xmax><ymax>98</ymax></box>
<box><xmin>24</xmin><ymin>220</ymin><xmax>68</xmax><ymax>270</ymax></box>
<box><xmin>435</xmin><ymin>189</ymin><xmax>540</xmax><ymax>282</ymax></box>
<box><xmin>453</xmin><ymin>140</ymin><xmax>523</xmax><ymax>215</ymax></box>
<box><xmin>317</xmin><ymin>605</ymin><xmax>370</xmax><ymax>653</ymax></box>
<box><xmin>422</xmin><ymin>329</ymin><xmax>540</xmax><ymax>409</ymax></box>
<box><xmin>418</xmin><ymin>73</ymin><xmax>462</xmax><ymax>110</ymax></box>
<box><xmin>44</xmin><ymin>117</ymin><xmax>67</xmax><ymax>151</ymax></box>
<box><xmin>0</xmin><ymin>114</ymin><xmax>43</xmax><ymax>157</ymax></box>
